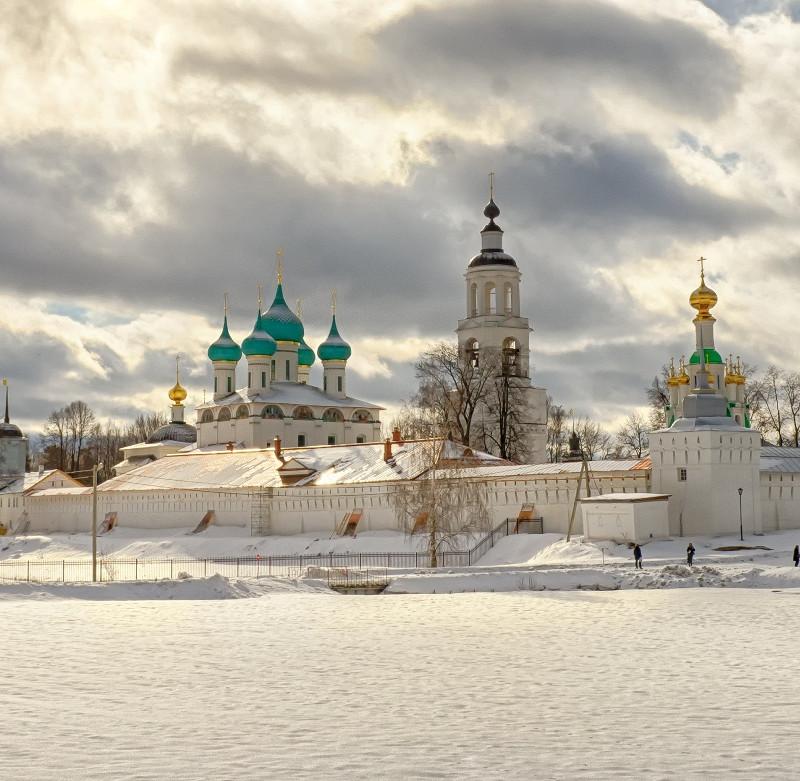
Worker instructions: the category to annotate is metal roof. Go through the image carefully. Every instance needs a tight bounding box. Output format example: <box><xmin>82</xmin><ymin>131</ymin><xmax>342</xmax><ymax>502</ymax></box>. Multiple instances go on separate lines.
<box><xmin>760</xmin><ymin>446</ymin><xmax>800</xmax><ymax>473</ymax></box>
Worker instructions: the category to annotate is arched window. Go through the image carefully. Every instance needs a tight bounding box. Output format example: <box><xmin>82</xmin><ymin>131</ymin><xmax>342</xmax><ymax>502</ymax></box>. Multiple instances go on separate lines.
<box><xmin>201</xmin><ymin>409</ymin><xmax>213</xmax><ymax>423</ymax></box>
<box><xmin>484</xmin><ymin>283</ymin><xmax>496</xmax><ymax>314</ymax></box>
<box><xmin>502</xmin><ymin>337</ymin><xmax>519</xmax><ymax>376</ymax></box>
<box><xmin>504</xmin><ymin>283</ymin><xmax>513</xmax><ymax>315</ymax></box>
<box><xmin>261</xmin><ymin>405</ymin><xmax>284</xmax><ymax>419</ymax></box>
<box><xmin>236</xmin><ymin>405</ymin><xmax>249</xmax><ymax>419</ymax></box>
<box><xmin>352</xmin><ymin>409</ymin><xmax>372</xmax><ymax>422</ymax></box>
<box><xmin>470</xmin><ymin>283</ymin><xmax>478</xmax><ymax>317</ymax></box>
<box><xmin>293</xmin><ymin>406</ymin><xmax>314</xmax><ymax>420</ymax></box>
<box><xmin>218</xmin><ymin>408</ymin><xmax>232</xmax><ymax>422</ymax></box>
<box><xmin>465</xmin><ymin>339</ymin><xmax>480</xmax><ymax>368</ymax></box>
<box><xmin>323</xmin><ymin>408</ymin><xmax>344</xmax><ymax>422</ymax></box>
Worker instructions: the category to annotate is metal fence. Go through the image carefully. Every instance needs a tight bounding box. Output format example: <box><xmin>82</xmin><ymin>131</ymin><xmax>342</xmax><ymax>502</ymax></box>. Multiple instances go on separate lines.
<box><xmin>0</xmin><ymin>516</ymin><xmax>543</xmax><ymax>584</ymax></box>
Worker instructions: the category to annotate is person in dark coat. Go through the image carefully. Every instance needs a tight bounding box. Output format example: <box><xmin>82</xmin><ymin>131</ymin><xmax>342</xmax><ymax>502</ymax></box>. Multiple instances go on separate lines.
<box><xmin>793</xmin><ymin>545</ymin><xmax>799</xmax><ymax>567</ymax></box>
<box><xmin>633</xmin><ymin>544</ymin><xmax>643</xmax><ymax>569</ymax></box>
<box><xmin>687</xmin><ymin>543</ymin><xmax>695</xmax><ymax>566</ymax></box>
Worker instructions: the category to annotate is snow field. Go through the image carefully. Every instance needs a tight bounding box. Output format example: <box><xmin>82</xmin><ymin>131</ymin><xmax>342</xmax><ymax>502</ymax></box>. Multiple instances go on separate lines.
<box><xmin>2</xmin><ymin>589</ymin><xmax>799</xmax><ymax>780</ymax></box>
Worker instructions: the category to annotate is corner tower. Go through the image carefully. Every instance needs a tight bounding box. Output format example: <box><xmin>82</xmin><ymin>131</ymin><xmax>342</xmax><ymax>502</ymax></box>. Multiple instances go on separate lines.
<box><xmin>456</xmin><ymin>176</ymin><xmax>547</xmax><ymax>463</ymax></box>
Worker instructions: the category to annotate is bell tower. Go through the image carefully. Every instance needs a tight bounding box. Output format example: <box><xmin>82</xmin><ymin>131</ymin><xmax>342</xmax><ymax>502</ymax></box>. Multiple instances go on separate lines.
<box><xmin>456</xmin><ymin>175</ymin><xmax>547</xmax><ymax>463</ymax></box>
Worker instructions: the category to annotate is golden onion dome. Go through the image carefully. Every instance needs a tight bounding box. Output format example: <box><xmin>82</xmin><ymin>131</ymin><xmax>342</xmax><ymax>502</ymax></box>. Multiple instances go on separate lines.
<box><xmin>689</xmin><ymin>259</ymin><xmax>717</xmax><ymax>321</ymax></box>
<box><xmin>169</xmin><ymin>381</ymin><xmax>187</xmax><ymax>405</ymax></box>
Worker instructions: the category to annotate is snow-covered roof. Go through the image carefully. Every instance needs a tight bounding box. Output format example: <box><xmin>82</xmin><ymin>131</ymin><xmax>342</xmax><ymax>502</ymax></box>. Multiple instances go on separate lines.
<box><xmin>580</xmin><ymin>492</ymin><xmax>670</xmax><ymax>503</ymax></box>
<box><xmin>760</xmin><ymin>446</ymin><xmax>800</xmax><ymax>473</ymax></box>
<box><xmin>196</xmin><ymin>381</ymin><xmax>383</xmax><ymax>411</ymax></box>
<box><xmin>86</xmin><ymin>439</ymin><xmax>507</xmax><ymax>493</ymax></box>
<box><xmin>433</xmin><ymin>458</ymin><xmax>651</xmax><ymax>481</ymax></box>
<box><xmin>0</xmin><ymin>469</ymin><xmax>73</xmax><ymax>494</ymax></box>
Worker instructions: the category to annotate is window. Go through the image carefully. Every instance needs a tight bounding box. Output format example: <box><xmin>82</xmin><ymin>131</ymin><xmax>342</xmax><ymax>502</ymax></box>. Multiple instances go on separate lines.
<box><xmin>227</xmin><ymin>376</ymin><xmax>232</xmax><ymax>393</ymax></box>
<box><xmin>678</xmin><ymin>468</ymin><xmax>687</xmax><ymax>482</ymax></box>
<box><xmin>285</xmin><ymin>359</ymin><xmax>290</xmax><ymax>380</ymax></box>
<box><xmin>261</xmin><ymin>371</ymin><xmax>267</xmax><ymax>387</ymax></box>
<box><xmin>337</xmin><ymin>376</ymin><xmax>343</xmax><ymax>392</ymax></box>
<box><xmin>328</xmin><ymin>435</ymin><xmax>336</xmax><ymax>445</ymax></box>
<box><xmin>298</xmin><ymin>434</ymin><xmax>306</xmax><ymax>447</ymax></box>
<box><xmin>214</xmin><ymin>377</ymin><xmax>218</xmax><ymax>393</ymax></box>
<box><xmin>261</xmin><ymin>405</ymin><xmax>283</xmax><ymax>418</ymax></box>
<box><xmin>323</xmin><ymin>376</ymin><xmax>327</xmax><ymax>391</ymax></box>
<box><xmin>465</xmin><ymin>339</ymin><xmax>479</xmax><ymax>368</ymax></box>
<box><xmin>356</xmin><ymin>436</ymin><xmax>365</xmax><ymax>444</ymax></box>
<box><xmin>248</xmin><ymin>371</ymin><xmax>251</xmax><ymax>387</ymax></box>
<box><xmin>271</xmin><ymin>361</ymin><xmax>276</xmax><ymax>381</ymax></box>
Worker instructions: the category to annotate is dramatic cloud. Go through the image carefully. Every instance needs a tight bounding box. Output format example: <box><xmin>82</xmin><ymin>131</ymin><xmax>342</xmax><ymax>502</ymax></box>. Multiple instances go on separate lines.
<box><xmin>2</xmin><ymin>0</ymin><xmax>800</xmax><ymax>444</ymax></box>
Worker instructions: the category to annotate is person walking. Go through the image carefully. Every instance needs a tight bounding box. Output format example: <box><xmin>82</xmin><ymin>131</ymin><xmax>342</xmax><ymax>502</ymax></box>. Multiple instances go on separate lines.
<box><xmin>793</xmin><ymin>545</ymin><xmax>799</xmax><ymax>567</ymax></box>
<box><xmin>687</xmin><ymin>543</ymin><xmax>695</xmax><ymax>566</ymax></box>
<box><xmin>633</xmin><ymin>543</ymin><xmax>643</xmax><ymax>569</ymax></box>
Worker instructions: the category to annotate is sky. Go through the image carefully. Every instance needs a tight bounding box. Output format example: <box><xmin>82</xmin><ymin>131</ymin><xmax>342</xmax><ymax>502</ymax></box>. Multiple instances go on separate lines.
<box><xmin>3</xmin><ymin>0</ymin><xmax>800</xmax><ymax>438</ymax></box>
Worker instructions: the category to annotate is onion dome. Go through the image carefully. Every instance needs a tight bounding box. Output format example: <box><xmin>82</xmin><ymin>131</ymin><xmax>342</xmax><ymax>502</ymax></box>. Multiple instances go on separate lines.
<box><xmin>298</xmin><ymin>337</ymin><xmax>315</xmax><ymax>367</ymax></box>
<box><xmin>689</xmin><ymin>262</ymin><xmax>718</xmax><ymax>321</ymax></box>
<box><xmin>262</xmin><ymin>283</ymin><xmax>304</xmax><ymax>343</ymax></box>
<box><xmin>242</xmin><ymin>311</ymin><xmax>277</xmax><ymax>357</ymax></box>
<box><xmin>208</xmin><ymin>314</ymin><xmax>242</xmax><ymax>362</ymax></box>
<box><xmin>317</xmin><ymin>314</ymin><xmax>351</xmax><ymax>361</ymax></box>
<box><xmin>468</xmin><ymin>194</ymin><xmax>517</xmax><ymax>268</ymax></box>
<box><xmin>689</xmin><ymin>348</ymin><xmax>723</xmax><ymax>365</ymax></box>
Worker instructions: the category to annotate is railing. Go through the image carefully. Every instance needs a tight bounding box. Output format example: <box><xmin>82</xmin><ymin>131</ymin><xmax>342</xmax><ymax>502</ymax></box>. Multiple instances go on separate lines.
<box><xmin>0</xmin><ymin>517</ymin><xmax>544</xmax><ymax>583</ymax></box>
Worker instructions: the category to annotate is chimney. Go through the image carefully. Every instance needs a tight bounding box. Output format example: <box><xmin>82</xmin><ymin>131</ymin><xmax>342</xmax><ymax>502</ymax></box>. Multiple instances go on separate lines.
<box><xmin>274</xmin><ymin>436</ymin><xmax>283</xmax><ymax>461</ymax></box>
<box><xmin>226</xmin><ymin>441</ymin><xmax>234</xmax><ymax>452</ymax></box>
<box><xmin>383</xmin><ymin>438</ymin><xmax>393</xmax><ymax>461</ymax></box>
<box><xmin>392</xmin><ymin>427</ymin><xmax>402</xmax><ymax>442</ymax></box>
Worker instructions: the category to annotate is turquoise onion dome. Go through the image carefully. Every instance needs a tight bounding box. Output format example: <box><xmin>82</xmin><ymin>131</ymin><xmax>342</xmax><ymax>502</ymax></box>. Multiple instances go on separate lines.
<box><xmin>242</xmin><ymin>311</ymin><xmax>277</xmax><ymax>357</ymax></box>
<box><xmin>262</xmin><ymin>283</ymin><xmax>304</xmax><ymax>343</ymax></box>
<box><xmin>298</xmin><ymin>337</ymin><xmax>315</xmax><ymax>367</ymax></box>
<box><xmin>208</xmin><ymin>315</ymin><xmax>242</xmax><ymax>362</ymax></box>
<box><xmin>317</xmin><ymin>314</ymin><xmax>352</xmax><ymax>361</ymax></box>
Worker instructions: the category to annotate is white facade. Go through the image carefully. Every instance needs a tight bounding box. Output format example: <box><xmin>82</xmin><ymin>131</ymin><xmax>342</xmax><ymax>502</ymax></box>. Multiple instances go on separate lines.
<box><xmin>456</xmin><ymin>194</ymin><xmax>547</xmax><ymax>463</ymax></box>
<box><xmin>581</xmin><ymin>493</ymin><xmax>671</xmax><ymax>543</ymax></box>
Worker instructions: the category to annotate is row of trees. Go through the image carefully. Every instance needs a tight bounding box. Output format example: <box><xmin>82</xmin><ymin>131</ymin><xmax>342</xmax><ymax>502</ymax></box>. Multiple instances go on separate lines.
<box><xmin>38</xmin><ymin>401</ymin><xmax>168</xmax><ymax>482</ymax></box>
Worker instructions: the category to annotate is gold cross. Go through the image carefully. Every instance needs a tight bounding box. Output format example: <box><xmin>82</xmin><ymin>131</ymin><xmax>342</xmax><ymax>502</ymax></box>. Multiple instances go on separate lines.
<box><xmin>697</xmin><ymin>256</ymin><xmax>706</xmax><ymax>279</ymax></box>
<box><xmin>277</xmin><ymin>247</ymin><xmax>283</xmax><ymax>283</ymax></box>
<box><xmin>258</xmin><ymin>283</ymin><xmax>262</xmax><ymax>310</ymax></box>
<box><xmin>223</xmin><ymin>291</ymin><xmax>228</xmax><ymax>316</ymax></box>
<box><xmin>332</xmin><ymin>290</ymin><xmax>337</xmax><ymax>314</ymax></box>
<box><xmin>296</xmin><ymin>298</ymin><xmax>302</xmax><ymax>317</ymax></box>
<box><xmin>175</xmin><ymin>354</ymin><xmax>180</xmax><ymax>383</ymax></box>
<box><xmin>489</xmin><ymin>171</ymin><xmax>495</xmax><ymax>200</ymax></box>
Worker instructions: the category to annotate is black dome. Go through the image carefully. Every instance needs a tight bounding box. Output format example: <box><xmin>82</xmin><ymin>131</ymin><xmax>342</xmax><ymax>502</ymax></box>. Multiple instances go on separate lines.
<box><xmin>0</xmin><ymin>422</ymin><xmax>23</xmax><ymax>438</ymax></box>
<box><xmin>468</xmin><ymin>250</ymin><xmax>518</xmax><ymax>268</ymax></box>
<box><xmin>146</xmin><ymin>422</ymin><xmax>197</xmax><ymax>444</ymax></box>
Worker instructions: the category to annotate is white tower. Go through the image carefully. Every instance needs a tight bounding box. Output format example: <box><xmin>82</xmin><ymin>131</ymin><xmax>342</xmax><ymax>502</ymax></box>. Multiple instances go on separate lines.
<box><xmin>651</xmin><ymin>262</ymin><xmax>761</xmax><ymax>537</ymax></box>
<box><xmin>456</xmin><ymin>176</ymin><xmax>547</xmax><ymax>463</ymax></box>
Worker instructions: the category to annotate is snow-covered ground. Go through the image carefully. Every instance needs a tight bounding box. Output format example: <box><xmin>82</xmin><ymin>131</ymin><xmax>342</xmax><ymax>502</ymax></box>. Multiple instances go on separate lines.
<box><xmin>2</xmin><ymin>587</ymin><xmax>798</xmax><ymax>779</ymax></box>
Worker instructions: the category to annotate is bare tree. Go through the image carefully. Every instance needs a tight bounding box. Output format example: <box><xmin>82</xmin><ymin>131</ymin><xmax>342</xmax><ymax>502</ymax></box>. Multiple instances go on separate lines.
<box><xmin>390</xmin><ymin>439</ymin><xmax>490</xmax><ymax>567</ymax></box>
<box><xmin>42</xmin><ymin>407</ymin><xmax>68</xmax><ymax>470</ymax></box>
<box><xmin>574</xmin><ymin>417</ymin><xmax>612</xmax><ymax>460</ymax></box>
<box><xmin>750</xmin><ymin>366</ymin><xmax>785</xmax><ymax>445</ymax></box>
<box><xmin>476</xmin><ymin>357</ymin><xmax>531</xmax><ymax>462</ymax></box>
<box><xmin>615</xmin><ymin>412</ymin><xmax>650</xmax><ymax>458</ymax></box>
<box><xmin>546</xmin><ymin>397</ymin><xmax>567</xmax><ymax>462</ymax></box>
<box><xmin>125</xmin><ymin>412</ymin><xmax>169</xmax><ymax>444</ymax></box>
<box><xmin>64</xmin><ymin>400</ymin><xmax>96</xmax><ymax>473</ymax></box>
<box><xmin>782</xmin><ymin>372</ymin><xmax>800</xmax><ymax>447</ymax></box>
<box><xmin>646</xmin><ymin>366</ymin><xmax>670</xmax><ymax>430</ymax></box>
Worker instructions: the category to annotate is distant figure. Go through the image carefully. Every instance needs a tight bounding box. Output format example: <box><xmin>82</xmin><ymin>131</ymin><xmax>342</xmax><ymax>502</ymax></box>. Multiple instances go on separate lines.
<box><xmin>687</xmin><ymin>543</ymin><xmax>696</xmax><ymax>566</ymax></box>
<box><xmin>793</xmin><ymin>545</ymin><xmax>799</xmax><ymax>568</ymax></box>
<box><xmin>633</xmin><ymin>544</ymin><xmax>643</xmax><ymax>569</ymax></box>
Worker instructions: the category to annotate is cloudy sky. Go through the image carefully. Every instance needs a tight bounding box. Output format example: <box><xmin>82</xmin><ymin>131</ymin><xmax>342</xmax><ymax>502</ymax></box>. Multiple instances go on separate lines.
<box><xmin>3</xmin><ymin>0</ymin><xmax>800</xmax><ymax>438</ymax></box>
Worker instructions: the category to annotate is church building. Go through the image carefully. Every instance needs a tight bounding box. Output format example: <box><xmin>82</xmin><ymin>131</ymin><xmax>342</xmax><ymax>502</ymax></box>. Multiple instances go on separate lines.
<box><xmin>195</xmin><ymin>255</ymin><xmax>382</xmax><ymax>450</ymax></box>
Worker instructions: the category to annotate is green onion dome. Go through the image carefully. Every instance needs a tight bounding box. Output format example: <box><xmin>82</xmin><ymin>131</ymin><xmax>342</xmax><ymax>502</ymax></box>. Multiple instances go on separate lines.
<box><xmin>689</xmin><ymin>348</ymin><xmax>723</xmax><ymax>365</ymax></box>
<box><xmin>208</xmin><ymin>315</ymin><xmax>242</xmax><ymax>362</ymax></box>
<box><xmin>298</xmin><ymin>336</ymin><xmax>315</xmax><ymax>367</ymax></box>
<box><xmin>317</xmin><ymin>314</ymin><xmax>352</xmax><ymax>361</ymax></box>
<box><xmin>262</xmin><ymin>283</ymin><xmax>304</xmax><ymax>343</ymax></box>
<box><xmin>242</xmin><ymin>311</ymin><xmax>277</xmax><ymax>357</ymax></box>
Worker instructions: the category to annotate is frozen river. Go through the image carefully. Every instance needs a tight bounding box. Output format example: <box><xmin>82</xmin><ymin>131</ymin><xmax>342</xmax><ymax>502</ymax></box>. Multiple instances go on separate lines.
<box><xmin>2</xmin><ymin>587</ymin><xmax>798</xmax><ymax>780</ymax></box>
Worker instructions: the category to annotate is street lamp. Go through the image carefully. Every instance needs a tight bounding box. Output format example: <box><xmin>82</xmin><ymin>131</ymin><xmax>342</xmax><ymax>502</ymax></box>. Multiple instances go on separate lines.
<box><xmin>738</xmin><ymin>487</ymin><xmax>743</xmax><ymax>542</ymax></box>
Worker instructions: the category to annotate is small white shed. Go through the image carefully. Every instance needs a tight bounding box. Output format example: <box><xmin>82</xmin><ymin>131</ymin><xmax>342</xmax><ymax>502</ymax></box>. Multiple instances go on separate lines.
<box><xmin>580</xmin><ymin>493</ymin><xmax>671</xmax><ymax>542</ymax></box>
